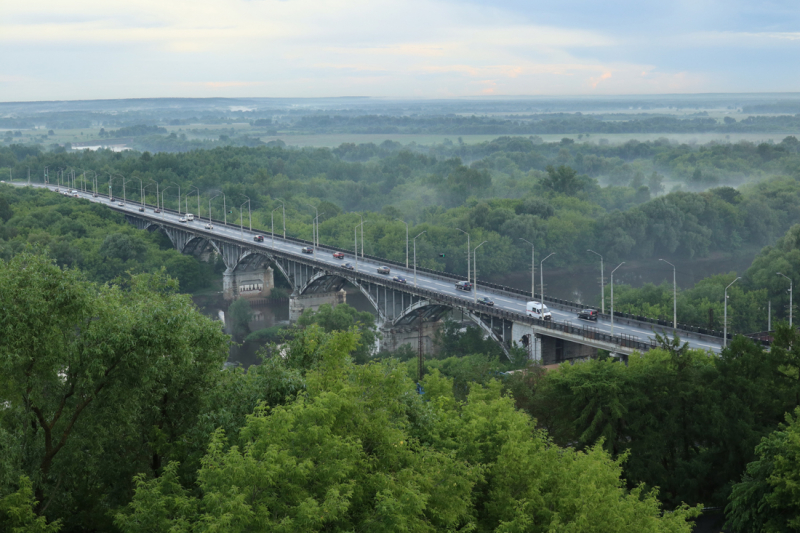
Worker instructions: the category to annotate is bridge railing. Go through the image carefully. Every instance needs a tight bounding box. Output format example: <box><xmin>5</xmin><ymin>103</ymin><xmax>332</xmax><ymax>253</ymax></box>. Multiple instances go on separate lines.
<box><xmin>104</xmin><ymin>193</ymin><xmax>679</xmax><ymax>351</ymax></box>
<box><xmin>321</xmin><ymin>263</ymin><xmax>657</xmax><ymax>354</ymax></box>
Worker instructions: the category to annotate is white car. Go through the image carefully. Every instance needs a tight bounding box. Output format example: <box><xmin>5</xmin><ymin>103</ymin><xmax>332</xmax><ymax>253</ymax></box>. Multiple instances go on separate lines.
<box><xmin>117</xmin><ymin>202</ymin><xmax>124</xmax><ymax>206</ymax></box>
<box><xmin>205</xmin><ymin>223</ymin><xmax>213</xmax><ymax>229</ymax></box>
<box><xmin>179</xmin><ymin>217</ymin><xmax>187</xmax><ymax>223</ymax></box>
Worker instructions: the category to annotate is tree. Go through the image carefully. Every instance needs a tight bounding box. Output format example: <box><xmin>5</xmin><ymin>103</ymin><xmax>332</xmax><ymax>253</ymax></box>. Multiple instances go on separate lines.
<box><xmin>726</xmin><ymin>407</ymin><xmax>800</xmax><ymax>532</ymax></box>
<box><xmin>296</xmin><ymin>303</ymin><xmax>378</xmax><ymax>364</ymax></box>
<box><xmin>542</xmin><ymin>164</ymin><xmax>587</xmax><ymax>196</ymax></box>
<box><xmin>0</xmin><ymin>252</ymin><xmax>228</xmax><ymax>525</ymax></box>
<box><xmin>0</xmin><ymin>477</ymin><xmax>62</xmax><ymax>533</ymax></box>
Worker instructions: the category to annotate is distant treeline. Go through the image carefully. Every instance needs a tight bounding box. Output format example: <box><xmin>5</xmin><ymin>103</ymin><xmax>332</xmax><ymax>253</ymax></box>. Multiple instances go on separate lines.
<box><xmin>290</xmin><ymin>114</ymin><xmax>800</xmax><ymax>135</ymax></box>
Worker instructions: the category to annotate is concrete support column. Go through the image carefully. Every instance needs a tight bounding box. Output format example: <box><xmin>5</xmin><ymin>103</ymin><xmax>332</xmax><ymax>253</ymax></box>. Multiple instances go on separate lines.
<box><xmin>289</xmin><ymin>289</ymin><xmax>346</xmax><ymax>321</ymax></box>
<box><xmin>539</xmin><ymin>335</ymin><xmax>597</xmax><ymax>365</ymax></box>
<box><xmin>222</xmin><ymin>266</ymin><xmax>275</xmax><ymax>301</ymax></box>
<box><xmin>381</xmin><ymin>320</ymin><xmax>442</xmax><ymax>356</ymax></box>
<box><xmin>511</xmin><ymin>322</ymin><xmax>542</xmax><ymax>362</ymax></box>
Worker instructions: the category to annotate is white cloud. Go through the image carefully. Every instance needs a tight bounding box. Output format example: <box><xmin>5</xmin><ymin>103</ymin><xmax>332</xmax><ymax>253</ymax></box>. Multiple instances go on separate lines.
<box><xmin>0</xmin><ymin>0</ymin><xmax>796</xmax><ymax>99</ymax></box>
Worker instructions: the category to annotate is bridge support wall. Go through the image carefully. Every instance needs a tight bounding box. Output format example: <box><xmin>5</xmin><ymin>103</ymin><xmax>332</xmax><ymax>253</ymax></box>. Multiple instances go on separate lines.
<box><xmin>511</xmin><ymin>322</ymin><xmax>542</xmax><ymax>361</ymax></box>
<box><xmin>540</xmin><ymin>335</ymin><xmax>597</xmax><ymax>365</ymax></box>
<box><xmin>381</xmin><ymin>321</ymin><xmax>442</xmax><ymax>356</ymax></box>
<box><xmin>289</xmin><ymin>290</ymin><xmax>347</xmax><ymax>321</ymax></box>
<box><xmin>223</xmin><ymin>266</ymin><xmax>274</xmax><ymax>301</ymax></box>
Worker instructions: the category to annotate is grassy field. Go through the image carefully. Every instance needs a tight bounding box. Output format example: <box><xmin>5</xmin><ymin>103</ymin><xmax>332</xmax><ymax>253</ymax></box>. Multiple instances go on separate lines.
<box><xmin>5</xmin><ymin>124</ymin><xmax>799</xmax><ymax>151</ymax></box>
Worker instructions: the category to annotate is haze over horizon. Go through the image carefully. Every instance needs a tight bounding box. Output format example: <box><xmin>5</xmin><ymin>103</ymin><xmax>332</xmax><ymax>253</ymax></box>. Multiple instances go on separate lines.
<box><xmin>2</xmin><ymin>0</ymin><xmax>800</xmax><ymax>102</ymax></box>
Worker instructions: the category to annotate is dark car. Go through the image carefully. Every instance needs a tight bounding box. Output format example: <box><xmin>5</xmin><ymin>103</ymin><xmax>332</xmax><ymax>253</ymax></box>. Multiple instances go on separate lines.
<box><xmin>578</xmin><ymin>309</ymin><xmax>598</xmax><ymax>321</ymax></box>
<box><xmin>455</xmin><ymin>280</ymin><xmax>473</xmax><ymax>291</ymax></box>
<box><xmin>92</xmin><ymin>193</ymin><xmax>98</xmax><ymax>197</ymax></box>
<box><xmin>138</xmin><ymin>206</ymin><xmax>145</xmax><ymax>212</ymax></box>
<box><xmin>377</xmin><ymin>266</ymin><xmax>390</xmax><ymax>275</ymax></box>
<box><xmin>301</xmin><ymin>246</ymin><xmax>313</xmax><ymax>254</ymax></box>
<box><xmin>154</xmin><ymin>208</ymin><xmax>161</xmax><ymax>213</ymax></box>
<box><xmin>477</xmin><ymin>296</ymin><xmax>494</xmax><ymax>306</ymax></box>
<box><xmin>343</xmin><ymin>262</ymin><xmax>355</xmax><ymax>270</ymax></box>
<box><xmin>392</xmin><ymin>276</ymin><xmax>407</xmax><ymax>284</ymax></box>
<box><xmin>254</xmin><ymin>235</ymin><xmax>264</xmax><ymax>242</ymax></box>
<box><xmin>333</xmin><ymin>252</ymin><xmax>345</xmax><ymax>259</ymax></box>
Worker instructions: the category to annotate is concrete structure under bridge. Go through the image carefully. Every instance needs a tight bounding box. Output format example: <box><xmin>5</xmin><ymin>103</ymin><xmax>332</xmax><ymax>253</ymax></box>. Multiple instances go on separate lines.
<box><xmin>10</xmin><ymin>184</ymin><xmax>717</xmax><ymax>363</ymax></box>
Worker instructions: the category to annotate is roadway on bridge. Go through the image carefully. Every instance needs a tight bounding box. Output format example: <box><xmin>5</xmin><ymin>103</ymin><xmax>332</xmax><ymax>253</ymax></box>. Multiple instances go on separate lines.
<box><xmin>22</xmin><ymin>183</ymin><xmax>724</xmax><ymax>353</ymax></box>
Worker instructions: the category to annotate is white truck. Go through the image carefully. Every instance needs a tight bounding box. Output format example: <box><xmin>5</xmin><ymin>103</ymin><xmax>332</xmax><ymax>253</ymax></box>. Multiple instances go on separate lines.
<box><xmin>185</xmin><ymin>213</ymin><xmax>195</xmax><ymax>221</ymax></box>
<box><xmin>526</xmin><ymin>301</ymin><xmax>552</xmax><ymax>320</ymax></box>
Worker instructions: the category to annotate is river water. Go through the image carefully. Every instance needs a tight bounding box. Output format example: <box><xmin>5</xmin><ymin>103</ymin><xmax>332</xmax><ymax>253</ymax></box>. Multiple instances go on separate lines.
<box><xmin>194</xmin><ymin>250</ymin><xmax>758</xmax><ymax>367</ymax></box>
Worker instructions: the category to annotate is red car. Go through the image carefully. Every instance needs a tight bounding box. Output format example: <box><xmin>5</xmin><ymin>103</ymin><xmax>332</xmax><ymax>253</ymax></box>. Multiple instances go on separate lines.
<box><xmin>333</xmin><ymin>252</ymin><xmax>345</xmax><ymax>259</ymax></box>
<box><xmin>253</xmin><ymin>235</ymin><xmax>264</xmax><ymax>242</ymax></box>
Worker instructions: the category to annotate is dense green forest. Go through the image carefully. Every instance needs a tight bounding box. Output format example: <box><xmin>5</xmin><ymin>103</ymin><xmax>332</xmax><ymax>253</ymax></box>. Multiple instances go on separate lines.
<box><xmin>3</xmin><ymin>132</ymin><xmax>800</xmax><ymax>331</ymax></box>
<box><xmin>1</xmin><ymin>252</ymin><xmax>705</xmax><ymax>532</ymax></box>
<box><xmin>3</xmin><ymin>252</ymin><xmax>800</xmax><ymax>531</ymax></box>
<box><xmin>0</xmin><ymin>186</ymin><xmax>220</xmax><ymax>292</ymax></box>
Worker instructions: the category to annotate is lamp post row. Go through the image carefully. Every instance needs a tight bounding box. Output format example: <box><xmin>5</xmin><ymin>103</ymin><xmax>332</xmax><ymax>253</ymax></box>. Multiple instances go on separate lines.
<box><xmin>23</xmin><ymin>173</ymin><xmax>795</xmax><ymax>339</ymax></box>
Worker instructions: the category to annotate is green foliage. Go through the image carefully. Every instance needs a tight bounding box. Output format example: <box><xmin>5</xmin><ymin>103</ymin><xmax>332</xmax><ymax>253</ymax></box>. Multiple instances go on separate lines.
<box><xmin>116</xmin><ymin>333</ymin><xmax>699</xmax><ymax>533</ymax></box>
<box><xmin>226</xmin><ymin>298</ymin><xmax>253</xmax><ymax>337</ymax></box>
<box><xmin>296</xmin><ymin>303</ymin><xmax>378</xmax><ymax>364</ymax></box>
<box><xmin>0</xmin><ymin>252</ymin><xmax>229</xmax><ymax>528</ymax></box>
<box><xmin>0</xmin><ymin>477</ymin><xmax>62</xmax><ymax>533</ymax></box>
<box><xmin>726</xmin><ymin>407</ymin><xmax>800</xmax><ymax>532</ymax></box>
<box><xmin>510</xmin><ymin>328</ymin><xmax>800</xmax><ymax>511</ymax></box>
<box><xmin>0</xmin><ymin>187</ymin><xmax>216</xmax><ymax>291</ymax></box>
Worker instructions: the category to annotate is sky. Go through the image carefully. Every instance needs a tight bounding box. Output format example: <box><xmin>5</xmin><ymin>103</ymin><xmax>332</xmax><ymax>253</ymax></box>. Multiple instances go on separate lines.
<box><xmin>1</xmin><ymin>0</ymin><xmax>799</xmax><ymax>101</ymax></box>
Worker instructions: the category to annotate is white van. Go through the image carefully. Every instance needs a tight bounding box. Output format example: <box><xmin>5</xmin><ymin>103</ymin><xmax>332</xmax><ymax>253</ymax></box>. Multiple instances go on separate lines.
<box><xmin>185</xmin><ymin>213</ymin><xmax>195</xmax><ymax>221</ymax></box>
<box><xmin>526</xmin><ymin>301</ymin><xmax>552</xmax><ymax>320</ymax></box>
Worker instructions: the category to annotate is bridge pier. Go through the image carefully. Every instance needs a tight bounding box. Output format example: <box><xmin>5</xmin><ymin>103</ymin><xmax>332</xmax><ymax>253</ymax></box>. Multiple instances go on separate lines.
<box><xmin>222</xmin><ymin>266</ymin><xmax>275</xmax><ymax>301</ymax></box>
<box><xmin>289</xmin><ymin>290</ymin><xmax>347</xmax><ymax>321</ymax></box>
<box><xmin>511</xmin><ymin>322</ymin><xmax>542</xmax><ymax>361</ymax></box>
<box><xmin>381</xmin><ymin>320</ymin><xmax>442</xmax><ymax>356</ymax></box>
<box><xmin>539</xmin><ymin>335</ymin><xmax>597</xmax><ymax>365</ymax></box>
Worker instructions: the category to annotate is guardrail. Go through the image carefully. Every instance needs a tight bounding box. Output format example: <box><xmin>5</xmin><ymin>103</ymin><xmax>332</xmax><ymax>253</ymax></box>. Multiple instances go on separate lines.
<box><xmin>75</xmin><ymin>189</ymin><xmax>688</xmax><ymax>351</ymax></box>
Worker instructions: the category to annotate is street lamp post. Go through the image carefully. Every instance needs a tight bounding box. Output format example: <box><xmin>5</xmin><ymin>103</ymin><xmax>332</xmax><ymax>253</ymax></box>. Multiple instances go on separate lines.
<box><xmin>167</xmin><ymin>183</ymin><xmax>181</xmax><ymax>214</ymax></box>
<box><xmin>306</xmin><ymin>204</ymin><xmax>319</xmax><ymax>253</ymax></box>
<box><xmin>274</xmin><ymin>199</ymin><xmax>286</xmax><ymax>238</ymax></box>
<box><xmin>359</xmin><ymin>214</ymin><xmax>365</xmax><ymax>258</ymax></box>
<box><xmin>272</xmin><ymin>206</ymin><xmax>282</xmax><ymax>247</ymax></box>
<box><xmin>587</xmin><ymin>250</ymin><xmax>605</xmax><ymax>314</ymax></box>
<box><xmin>724</xmin><ymin>277</ymin><xmax>741</xmax><ymax>347</ymax></box>
<box><xmin>777</xmin><ymin>272</ymin><xmax>793</xmax><ymax>328</ymax></box>
<box><xmin>243</xmin><ymin>195</ymin><xmax>251</xmax><ymax>231</ymax></box>
<box><xmin>457</xmin><ymin>228</ymin><xmax>470</xmax><ymax>282</ymax></box>
<box><xmin>659</xmin><ymin>259</ymin><xmax>677</xmax><ymax>331</ymax></box>
<box><xmin>396</xmin><ymin>219</ymin><xmax>409</xmax><ymax>268</ymax></box>
<box><xmin>413</xmin><ymin>231</ymin><xmax>427</xmax><ymax>287</ymax></box>
<box><xmin>239</xmin><ymin>201</ymin><xmax>249</xmax><ymax>238</ymax></box>
<box><xmin>610</xmin><ymin>262</ymin><xmax>625</xmax><ymax>336</ymax></box>
<box><xmin>540</xmin><ymin>253</ymin><xmax>556</xmax><ymax>306</ymax></box>
<box><xmin>521</xmin><ymin>239</ymin><xmax>536</xmax><ymax>302</ymax></box>
<box><xmin>209</xmin><ymin>194</ymin><xmax>220</xmax><ymax>224</ymax></box>
<box><xmin>355</xmin><ymin>222</ymin><xmax>364</xmax><ymax>272</ymax></box>
<box><xmin>188</xmin><ymin>186</ymin><xmax>201</xmax><ymax>218</ymax></box>
<box><xmin>160</xmin><ymin>187</ymin><xmax>172</xmax><ymax>219</ymax></box>
<box><xmin>128</xmin><ymin>177</ymin><xmax>143</xmax><ymax>208</ymax></box>
<box><xmin>473</xmin><ymin>241</ymin><xmax>488</xmax><ymax>303</ymax></box>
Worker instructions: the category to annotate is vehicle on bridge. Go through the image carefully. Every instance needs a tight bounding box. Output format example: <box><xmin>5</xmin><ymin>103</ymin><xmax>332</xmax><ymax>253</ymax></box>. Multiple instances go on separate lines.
<box><xmin>186</xmin><ymin>213</ymin><xmax>195</xmax><ymax>221</ymax></box>
<box><xmin>138</xmin><ymin>206</ymin><xmax>145</xmax><ymax>212</ymax></box>
<box><xmin>253</xmin><ymin>235</ymin><xmax>264</xmax><ymax>242</ymax></box>
<box><xmin>477</xmin><ymin>296</ymin><xmax>495</xmax><ymax>306</ymax></box>
<box><xmin>154</xmin><ymin>208</ymin><xmax>161</xmax><ymax>213</ymax></box>
<box><xmin>92</xmin><ymin>193</ymin><xmax>98</xmax><ymax>197</ymax></box>
<box><xmin>301</xmin><ymin>246</ymin><xmax>313</xmax><ymax>254</ymax></box>
<box><xmin>377</xmin><ymin>266</ymin><xmax>390</xmax><ymax>274</ymax></box>
<box><xmin>455</xmin><ymin>280</ymin><xmax>473</xmax><ymax>291</ymax></box>
<box><xmin>205</xmin><ymin>223</ymin><xmax>213</xmax><ymax>229</ymax></box>
<box><xmin>392</xmin><ymin>275</ymin><xmax>406</xmax><ymax>283</ymax></box>
<box><xmin>343</xmin><ymin>262</ymin><xmax>355</xmax><ymax>270</ymax></box>
<box><xmin>179</xmin><ymin>217</ymin><xmax>187</xmax><ymax>223</ymax></box>
<box><xmin>526</xmin><ymin>301</ymin><xmax>552</xmax><ymax>320</ymax></box>
<box><xmin>333</xmin><ymin>252</ymin><xmax>345</xmax><ymax>259</ymax></box>
<box><xmin>118</xmin><ymin>202</ymin><xmax>124</xmax><ymax>206</ymax></box>
<box><xmin>578</xmin><ymin>309</ymin><xmax>598</xmax><ymax>321</ymax></box>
